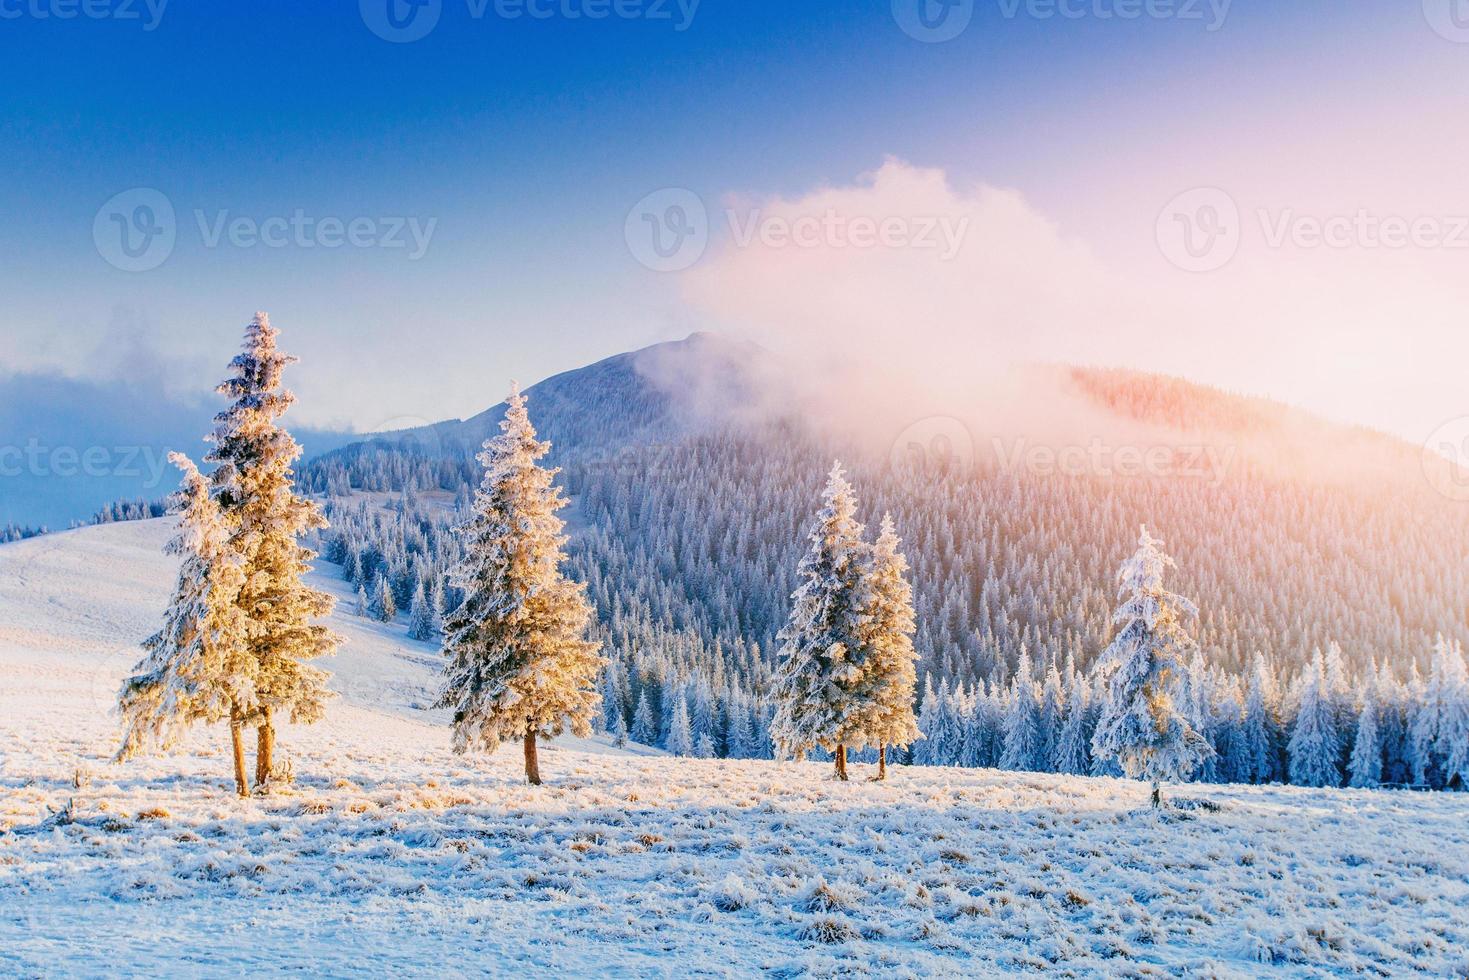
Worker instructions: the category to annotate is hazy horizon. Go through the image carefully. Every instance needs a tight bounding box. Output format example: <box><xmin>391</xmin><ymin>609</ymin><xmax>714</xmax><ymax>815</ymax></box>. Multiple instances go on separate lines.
<box><xmin>3</xmin><ymin>3</ymin><xmax>1467</xmax><ymax>447</ymax></box>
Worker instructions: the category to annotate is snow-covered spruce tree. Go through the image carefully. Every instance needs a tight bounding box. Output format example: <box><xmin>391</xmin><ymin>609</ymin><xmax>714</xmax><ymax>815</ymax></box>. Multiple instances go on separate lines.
<box><xmin>1431</xmin><ymin>637</ymin><xmax>1469</xmax><ymax>789</ymax></box>
<box><xmin>608</xmin><ymin>703</ymin><xmax>629</xmax><ymax>748</ymax></box>
<box><xmin>1055</xmin><ymin>675</ymin><xmax>1090</xmax><ymax>776</ymax></box>
<box><xmin>1348</xmin><ymin>685</ymin><xmax>1383</xmax><ymax>789</ymax></box>
<box><xmin>1000</xmin><ymin>652</ymin><xmax>1044</xmax><ymax>772</ymax></box>
<box><xmin>1040</xmin><ymin>660</ymin><xmax>1065</xmax><ymax>772</ymax></box>
<box><xmin>667</xmin><ymin>698</ymin><xmax>694</xmax><ymax>757</ymax></box>
<box><xmin>630</xmin><ymin>691</ymin><xmax>657</xmax><ymax>746</ymax></box>
<box><xmin>408</xmin><ymin>582</ymin><xmax>434</xmax><ymax>640</ymax></box>
<box><xmin>1408</xmin><ymin>657</ymin><xmax>1440</xmax><ymax>788</ymax></box>
<box><xmin>1376</xmin><ymin>663</ymin><xmax>1413</xmax><ymax>785</ymax></box>
<box><xmin>694</xmin><ymin>730</ymin><xmax>716</xmax><ymax>760</ymax></box>
<box><xmin>1090</xmin><ymin>527</ymin><xmax>1212</xmax><ymax>807</ymax></box>
<box><xmin>428</xmin><ymin>578</ymin><xmax>447</xmax><ymax>635</ymax></box>
<box><xmin>770</xmin><ymin>462</ymin><xmax>873</xmax><ymax>780</ymax></box>
<box><xmin>117</xmin><ymin>454</ymin><xmax>256</xmax><ymax>796</ymax></box>
<box><xmin>599</xmin><ymin>664</ymin><xmax>626</xmax><ymax>736</ymax></box>
<box><xmin>437</xmin><ymin>383</ymin><xmax>603</xmax><ymax>785</ymax></box>
<box><xmin>725</xmin><ymin>702</ymin><xmax>753</xmax><ymax>760</ymax></box>
<box><xmin>372</xmin><ymin>573</ymin><xmax>397</xmax><ymax>623</ymax></box>
<box><xmin>208</xmin><ymin>313</ymin><xmax>342</xmax><ymax>790</ymax></box>
<box><xmin>912</xmin><ymin>676</ymin><xmax>941</xmax><ymax>766</ymax></box>
<box><xmin>1287</xmin><ymin>650</ymin><xmax>1342</xmax><ymax>788</ymax></box>
<box><xmin>851</xmin><ymin>513</ymin><xmax>921</xmax><ymax>780</ymax></box>
<box><xmin>1238</xmin><ymin>652</ymin><xmax>1280</xmax><ymax>784</ymax></box>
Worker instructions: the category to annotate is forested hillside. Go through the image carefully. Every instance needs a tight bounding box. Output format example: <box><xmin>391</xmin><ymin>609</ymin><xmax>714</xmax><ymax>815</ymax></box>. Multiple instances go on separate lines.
<box><xmin>297</xmin><ymin>335</ymin><xmax>1469</xmax><ymax>784</ymax></box>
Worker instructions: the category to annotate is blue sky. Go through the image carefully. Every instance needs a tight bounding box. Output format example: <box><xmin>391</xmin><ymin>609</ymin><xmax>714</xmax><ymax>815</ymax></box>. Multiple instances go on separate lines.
<box><xmin>2</xmin><ymin>1</ymin><xmax>1466</xmax><ymax>438</ymax></box>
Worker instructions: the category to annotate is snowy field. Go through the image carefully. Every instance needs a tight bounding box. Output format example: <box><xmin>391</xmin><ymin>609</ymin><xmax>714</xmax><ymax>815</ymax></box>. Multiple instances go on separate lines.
<box><xmin>2</xmin><ymin>520</ymin><xmax>1467</xmax><ymax>977</ymax></box>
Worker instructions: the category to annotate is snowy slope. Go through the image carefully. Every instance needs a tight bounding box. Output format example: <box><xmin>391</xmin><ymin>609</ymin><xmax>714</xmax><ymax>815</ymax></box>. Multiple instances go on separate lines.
<box><xmin>2</xmin><ymin>521</ymin><xmax>1468</xmax><ymax>977</ymax></box>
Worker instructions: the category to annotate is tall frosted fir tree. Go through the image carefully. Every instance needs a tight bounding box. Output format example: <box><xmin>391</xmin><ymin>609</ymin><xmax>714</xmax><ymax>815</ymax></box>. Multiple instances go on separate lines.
<box><xmin>1090</xmin><ymin>527</ymin><xmax>1212</xmax><ymax>807</ymax></box>
<box><xmin>208</xmin><ymin>313</ymin><xmax>342</xmax><ymax>790</ymax></box>
<box><xmin>851</xmin><ymin>513</ymin><xmax>921</xmax><ymax>780</ymax></box>
<box><xmin>770</xmin><ymin>462</ymin><xmax>872</xmax><ymax>780</ymax></box>
<box><xmin>1238</xmin><ymin>652</ymin><xmax>1280</xmax><ymax>784</ymax></box>
<box><xmin>1347</xmin><ymin>685</ymin><xmax>1383</xmax><ymax>789</ymax></box>
<box><xmin>1000</xmin><ymin>652</ymin><xmax>1044</xmax><ymax>772</ymax></box>
<box><xmin>437</xmin><ymin>384</ymin><xmax>603</xmax><ymax>785</ymax></box>
<box><xmin>1288</xmin><ymin>650</ymin><xmax>1342</xmax><ymax>788</ymax></box>
<box><xmin>117</xmin><ymin>454</ymin><xmax>256</xmax><ymax>796</ymax></box>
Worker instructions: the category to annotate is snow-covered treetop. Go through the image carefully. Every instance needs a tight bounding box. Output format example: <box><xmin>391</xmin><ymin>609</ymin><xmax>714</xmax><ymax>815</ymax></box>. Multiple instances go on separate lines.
<box><xmin>217</xmin><ymin>311</ymin><xmax>299</xmax><ymax>421</ymax></box>
<box><xmin>1112</xmin><ymin>525</ymin><xmax>1198</xmax><ymax>632</ymax></box>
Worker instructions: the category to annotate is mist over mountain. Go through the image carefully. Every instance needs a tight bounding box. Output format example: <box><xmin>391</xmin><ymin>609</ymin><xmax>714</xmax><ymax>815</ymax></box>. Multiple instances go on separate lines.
<box><xmin>305</xmin><ymin>333</ymin><xmax>1469</xmax><ymax>691</ymax></box>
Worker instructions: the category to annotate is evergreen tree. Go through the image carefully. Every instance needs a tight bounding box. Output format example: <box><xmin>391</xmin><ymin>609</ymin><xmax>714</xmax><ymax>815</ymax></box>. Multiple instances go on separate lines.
<box><xmin>437</xmin><ymin>384</ymin><xmax>603</xmax><ymax>785</ymax></box>
<box><xmin>630</xmin><ymin>691</ymin><xmax>657</xmax><ymax>746</ymax></box>
<box><xmin>608</xmin><ymin>704</ymin><xmax>629</xmax><ymax>748</ymax></box>
<box><xmin>1000</xmin><ymin>652</ymin><xmax>1044</xmax><ymax>772</ymax></box>
<box><xmin>208</xmin><ymin>312</ymin><xmax>342</xmax><ymax>789</ymax></box>
<box><xmin>600</xmin><ymin>665</ymin><xmax>625</xmax><ymax>735</ymax></box>
<box><xmin>957</xmin><ymin>686</ymin><xmax>985</xmax><ymax>768</ymax></box>
<box><xmin>694</xmin><ymin>731</ymin><xmax>716</xmax><ymax>759</ymax></box>
<box><xmin>408</xmin><ymin>582</ymin><xmax>434</xmax><ymax>640</ymax></box>
<box><xmin>770</xmin><ymin>462</ymin><xmax>872</xmax><ymax>780</ymax></box>
<box><xmin>355</xmin><ymin>583</ymin><xmax>370</xmax><ymax>618</ymax></box>
<box><xmin>1039</xmin><ymin>659</ymin><xmax>1064</xmax><ymax>772</ymax></box>
<box><xmin>429</xmin><ymin>577</ymin><xmax>448</xmax><ymax>634</ymax></box>
<box><xmin>1348</xmin><ymin>686</ymin><xmax>1383</xmax><ymax>789</ymax></box>
<box><xmin>724</xmin><ymin>701</ymin><xmax>751</xmax><ymax>760</ymax></box>
<box><xmin>1409</xmin><ymin>659</ymin><xmax>1439</xmax><ymax>788</ymax></box>
<box><xmin>667</xmin><ymin>697</ymin><xmax>694</xmax><ymax>757</ymax></box>
<box><xmin>372</xmin><ymin>573</ymin><xmax>397</xmax><ymax>623</ymax></box>
<box><xmin>1288</xmin><ymin>651</ymin><xmax>1342</xmax><ymax>788</ymax></box>
<box><xmin>854</xmin><ymin>513</ymin><xmax>921</xmax><ymax>779</ymax></box>
<box><xmin>1432</xmin><ymin>637</ymin><xmax>1469</xmax><ymax>789</ymax></box>
<box><xmin>1238</xmin><ymin>652</ymin><xmax>1279</xmax><ymax>784</ymax></box>
<box><xmin>116</xmin><ymin>454</ymin><xmax>255</xmax><ymax>796</ymax></box>
<box><xmin>1055</xmin><ymin>675</ymin><xmax>1090</xmax><ymax>776</ymax></box>
<box><xmin>1090</xmin><ymin>527</ymin><xmax>1212</xmax><ymax>806</ymax></box>
<box><xmin>913</xmin><ymin>675</ymin><xmax>941</xmax><ymax>766</ymax></box>
<box><xmin>1377</xmin><ymin>664</ymin><xmax>1413</xmax><ymax>785</ymax></box>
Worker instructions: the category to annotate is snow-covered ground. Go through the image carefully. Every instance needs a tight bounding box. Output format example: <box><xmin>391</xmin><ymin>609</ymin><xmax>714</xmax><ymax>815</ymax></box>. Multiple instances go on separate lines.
<box><xmin>2</xmin><ymin>521</ymin><xmax>1467</xmax><ymax>977</ymax></box>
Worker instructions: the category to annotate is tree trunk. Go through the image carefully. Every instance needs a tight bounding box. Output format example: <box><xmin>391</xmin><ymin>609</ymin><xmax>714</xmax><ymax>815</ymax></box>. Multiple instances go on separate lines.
<box><xmin>255</xmin><ymin>706</ymin><xmax>275</xmax><ymax>791</ymax></box>
<box><xmin>524</xmin><ymin>727</ymin><xmax>542</xmax><ymax>786</ymax></box>
<box><xmin>1151</xmin><ymin>781</ymin><xmax>1162</xmax><ymax>808</ymax></box>
<box><xmin>230</xmin><ymin>718</ymin><xmax>250</xmax><ymax>798</ymax></box>
<box><xmin>834</xmin><ymin>744</ymin><xmax>849</xmax><ymax>781</ymax></box>
<box><xmin>875</xmin><ymin>744</ymin><xmax>888</xmax><ymax>781</ymax></box>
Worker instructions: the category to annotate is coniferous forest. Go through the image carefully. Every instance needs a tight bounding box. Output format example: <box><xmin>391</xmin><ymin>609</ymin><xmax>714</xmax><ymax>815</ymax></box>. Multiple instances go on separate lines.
<box><xmin>288</xmin><ymin>335</ymin><xmax>1469</xmax><ymax>793</ymax></box>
